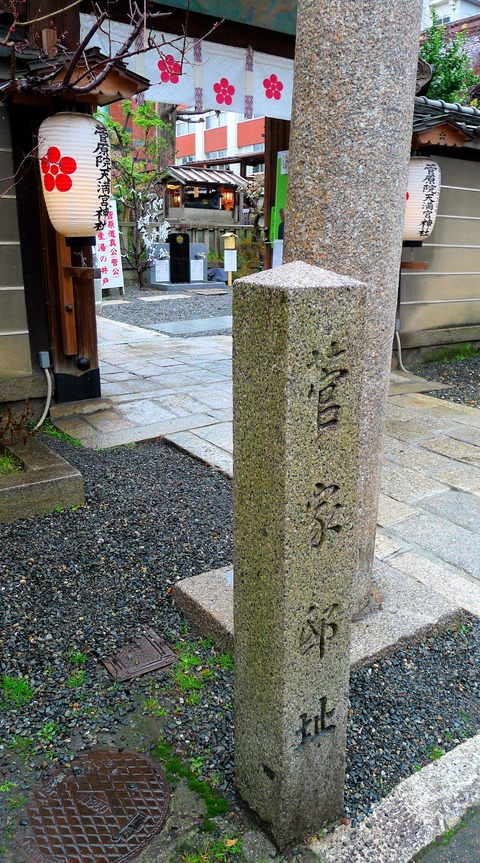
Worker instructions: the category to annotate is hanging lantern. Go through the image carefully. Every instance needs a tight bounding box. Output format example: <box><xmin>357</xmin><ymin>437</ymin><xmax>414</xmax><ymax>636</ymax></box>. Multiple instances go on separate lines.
<box><xmin>38</xmin><ymin>113</ymin><xmax>111</xmax><ymax>244</ymax></box>
<box><xmin>403</xmin><ymin>157</ymin><xmax>441</xmax><ymax>241</ymax></box>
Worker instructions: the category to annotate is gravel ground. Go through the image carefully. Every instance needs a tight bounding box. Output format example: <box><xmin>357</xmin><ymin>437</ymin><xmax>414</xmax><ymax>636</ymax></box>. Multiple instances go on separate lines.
<box><xmin>410</xmin><ymin>356</ymin><xmax>480</xmax><ymax>409</ymax></box>
<box><xmin>1</xmin><ymin>434</ymin><xmax>479</xmax><ymax>846</ymax></box>
<box><xmin>98</xmin><ymin>283</ymin><xmax>232</xmax><ymax>338</ymax></box>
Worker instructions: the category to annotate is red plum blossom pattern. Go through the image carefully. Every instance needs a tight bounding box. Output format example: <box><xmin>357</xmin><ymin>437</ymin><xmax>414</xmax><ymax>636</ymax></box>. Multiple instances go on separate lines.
<box><xmin>41</xmin><ymin>146</ymin><xmax>77</xmax><ymax>192</ymax></box>
<box><xmin>263</xmin><ymin>73</ymin><xmax>284</xmax><ymax>101</ymax></box>
<box><xmin>213</xmin><ymin>77</ymin><xmax>235</xmax><ymax>106</ymax></box>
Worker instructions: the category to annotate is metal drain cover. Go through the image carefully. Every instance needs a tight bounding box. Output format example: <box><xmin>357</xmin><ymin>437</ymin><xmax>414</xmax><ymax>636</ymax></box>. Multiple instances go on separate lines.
<box><xmin>19</xmin><ymin>749</ymin><xmax>170</xmax><ymax>863</ymax></box>
<box><xmin>101</xmin><ymin>627</ymin><xmax>176</xmax><ymax>681</ymax></box>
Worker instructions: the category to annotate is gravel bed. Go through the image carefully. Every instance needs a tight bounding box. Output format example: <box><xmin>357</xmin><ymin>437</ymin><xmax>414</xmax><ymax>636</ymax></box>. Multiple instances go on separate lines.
<box><xmin>1</xmin><ymin>435</ymin><xmax>479</xmax><ymax>844</ymax></box>
<box><xmin>410</xmin><ymin>356</ymin><xmax>480</xmax><ymax>409</ymax></box>
<box><xmin>98</xmin><ymin>283</ymin><xmax>232</xmax><ymax>338</ymax></box>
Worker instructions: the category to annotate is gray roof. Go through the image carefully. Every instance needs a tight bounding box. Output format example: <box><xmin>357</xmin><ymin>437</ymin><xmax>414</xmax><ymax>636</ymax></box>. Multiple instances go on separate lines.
<box><xmin>414</xmin><ymin>95</ymin><xmax>480</xmax><ymax>138</ymax></box>
<box><xmin>166</xmin><ymin>166</ymin><xmax>245</xmax><ymax>186</ymax></box>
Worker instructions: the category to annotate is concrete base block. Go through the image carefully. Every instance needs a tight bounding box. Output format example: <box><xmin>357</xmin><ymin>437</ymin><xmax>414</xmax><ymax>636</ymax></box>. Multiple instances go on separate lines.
<box><xmin>0</xmin><ymin>438</ymin><xmax>84</xmax><ymax>523</ymax></box>
<box><xmin>173</xmin><ymin>561</ymin><xmax>461</xmax><ymax>669</ymax></box>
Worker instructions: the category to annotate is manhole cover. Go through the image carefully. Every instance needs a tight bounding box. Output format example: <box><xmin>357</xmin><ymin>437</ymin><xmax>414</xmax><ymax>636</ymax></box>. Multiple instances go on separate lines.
<box><xmin>101</xmin><ymin>627</ymin><xmax>176</xmax><ymax>681</ymax></box>
<box><xmin>19</xmin><ymin>749</ymin><xmax>170</xmax><ymax>863</ymax></box>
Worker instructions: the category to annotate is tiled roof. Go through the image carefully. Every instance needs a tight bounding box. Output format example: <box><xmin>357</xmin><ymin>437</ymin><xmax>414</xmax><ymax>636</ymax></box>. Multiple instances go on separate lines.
<box><xmin>166</xmin><ymin>166</ymin><xmax>245</xmax><ymax>186</ymax></box>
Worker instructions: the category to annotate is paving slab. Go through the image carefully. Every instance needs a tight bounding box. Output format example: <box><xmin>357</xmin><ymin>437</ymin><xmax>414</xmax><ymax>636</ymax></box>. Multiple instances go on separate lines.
<box><xmin>0</xmin><ymin>438</ymin><xmax>84</xmax><ymax>522</ymax></box>
<box><xmin>432</xmin><ymin>464</ymin><xmax>480</xmax><ymax>495</ymax></box>
<box><xmin>392</xmin><ymin>551</ymin><xmax>480</xmax><ymax>617</ymax></box>
<box><xmin>389</xmin><ymin>393</ymin><xmax>480</xmax><ymax>429</ymax></box>
<box><xmin>164</xmin><ymin>430</ymin><xmax>233</xmax><ymax>476</ymax></box>
<box><xmin>172</xmin><ymin>560</ymin><xmax>460</xmax><ymax>670</ymax></box>
<box><xmin>385</xmin><ymin>417</ymin><xmax>457</xmax><ymax>442</ymax></box>
<box><xmin>389</xmin><ymin>512</ymin><xmax>480</xmax><ymax>581</ymax></box>
<box><xmin>150</xmin><ymin>316</ymin><xmax>233</xmax><ymax>335</ymax></box>
<box><xmin>376</xmin><ymin>494</ymin><xmax>417</xmax><ymax>527</ymax></box>
<box><xmin>419</xmin><ymin>490</ymin><xmax>480</xmax><ymax>534</ymax></box>
<box><xmin>380</xmin><ymin>462</ymin><xmax>449</xmax><ymax>503</ymax></box>
<box><xmin>420</xmin><ymin>435</ymin><xmax>480</xmax><ymax>465</ymax></box>
<box><xmin>138</xmin><ymin>293</ymin><xmax>189</xmax><ymax>301</ymax></box>
<box><xmin>413</xmin><ymin>805</ymin><xmax>480</xmax><ymax>863</ymax></box>
<box><xmin>383</xmin><ymin>440</ymin><xmax>454</xmax><ymax>474</ymax></box>
<box><xmin>309</xmin><ymin>734</ymin><xmax>480</xmax><ymax>863</ymax></box>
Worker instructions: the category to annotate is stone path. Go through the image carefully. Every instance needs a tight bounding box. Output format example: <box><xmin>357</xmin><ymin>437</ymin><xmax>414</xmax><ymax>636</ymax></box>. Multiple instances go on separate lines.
<box><xmin>52</xmin><ymin>317</ymin><xmax>480</xmax><ymax>618</ymax></box>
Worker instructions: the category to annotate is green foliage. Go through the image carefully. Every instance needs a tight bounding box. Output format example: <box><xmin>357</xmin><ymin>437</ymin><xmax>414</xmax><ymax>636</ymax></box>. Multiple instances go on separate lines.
<box><xmin>7</xmin><ymin>736</ymin><xmax>34</xmax><ymax>758</ymax></box>
<box><xmin>181</xmin><ymin>837</ymin><xmax>242</xmax><ymax>863</ymax></box>
<box><xmin>67</xmin><ymin>670</ymin><xmax>87</xmax><ymax>688</ymax></box>
<box><xmin>234</xmin><ymin>237</ymin><xmax>263</xmax><ymax>279</ymax></box>
<box><xmin>1</xmin><ymin>675</ymin><xmax>34</xmax><ymax>708</ymax></box>
<box><xmin>0</xmin><ymin>454</ymin><xmax>22</xmax><ymax>477</ymax></box>
<box><xmin>441</xmin><ymin>819</ymin><xmax>466</xmax><ymax>844</ymax></box>
<box><xmin>0</xmin><ymin>783</ymin><xmax>16</xmax><ymax>794</ymax></box>
<box><xmin>97</xmin><ymin>101</ymin><xmax>173</xmax><ymax>288</ymax></box>
<box><xmin>68</xmin><ymin>650</ymin><xmax>88</xmax><ymax>666</ymax></box>
<box><xmin>41</xmin><ymin>419</ymin><xmax>82</xmax><ymax>448</ymax></box>
<box><xmin>37</xmin><ymin>722</ymin><xmax>57</xmax><ymax>743</ymax></box>
<box><xmin>142</xmin><ymin>697</ymin><xmax>168</xmax><ymax>717</ymax></box>
<box><xmin>426</xmin><ymin>744</ymin><xmax>445</xmax><ymax>761</ymax></box>
<box><xmin>151</xmin><ymin>734</ymin><xmax>230</xmax><ymax>829</ymax></box>
<box><xmin>420</xmin><ymin>9</ymin><xmax>480</xmax><ymax>103</ymax></box>
<box><xmin>7</xmin><ymin>795</ymin><xmax>26</xmax><ymax>811</ymax></box>
<box><xmin>421</xmin><ymin>341</ymin><xmax>480</xmax><ymax>364</ymax></box>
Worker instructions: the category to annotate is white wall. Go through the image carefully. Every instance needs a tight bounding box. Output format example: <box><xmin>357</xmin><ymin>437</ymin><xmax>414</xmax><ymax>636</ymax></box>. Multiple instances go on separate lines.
<box><xmin>423</xmin><ymin>0</ymin><xmax>480</xmax><ymax>26</ymax></box>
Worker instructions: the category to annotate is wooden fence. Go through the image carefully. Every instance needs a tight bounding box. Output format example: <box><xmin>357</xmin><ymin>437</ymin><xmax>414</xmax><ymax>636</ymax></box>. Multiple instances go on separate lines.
<box><xmin>118</xmin><ymin>221</ymin><xmax>254</xmax><ymax>264</ymax></box>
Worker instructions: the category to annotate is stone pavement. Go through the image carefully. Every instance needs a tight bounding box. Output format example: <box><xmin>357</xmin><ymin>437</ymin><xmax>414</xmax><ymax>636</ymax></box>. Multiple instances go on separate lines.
<box><xmin>50</xmin><ymin>316</ymin><xmax>480</xmax><ymax>862</ymax></box>
<box><xmin>52</xmin><ymin>317</ymin><xmax>480</xmax><ymax>619</ymax></box>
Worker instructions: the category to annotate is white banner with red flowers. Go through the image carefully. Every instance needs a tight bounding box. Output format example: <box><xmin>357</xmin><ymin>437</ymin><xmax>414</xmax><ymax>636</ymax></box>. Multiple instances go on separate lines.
<box><xmin>80</xmin><ymin>13</ymin><xmax>297</xmax><ymax>120</ymax></box>
<box><xmin>201</xmin><ymin>44</ymin><xmax>246</xmax><ymax>114</ymax></box>
<box><xmin>252</xmin><ymin>53</ymin><xmax>294</xmax><ymax>120</ymax></box>
<box><xmin>140</xmin><ymin>41</ymin><xmax>196</xmax><ymax>107</ymax></box>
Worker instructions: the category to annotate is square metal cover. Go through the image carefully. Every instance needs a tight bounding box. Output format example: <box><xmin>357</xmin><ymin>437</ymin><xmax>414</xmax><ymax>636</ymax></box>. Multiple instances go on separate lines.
<box><xmin>101</xmin><ymin>628</ymin><xmax>176</xmax><ymax>681</ymax></box>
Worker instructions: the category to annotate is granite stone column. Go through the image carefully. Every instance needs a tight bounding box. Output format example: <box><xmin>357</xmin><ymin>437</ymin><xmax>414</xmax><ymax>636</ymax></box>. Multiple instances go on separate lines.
<box><xmin>283</xmin><ymin>0</ymin><xmax>423</xmax><ymax>616</ymax></box>
<box><xmin>233</xmin><ymin>262</ymin><xmax>367</xmax><ymax>848</ymax></box>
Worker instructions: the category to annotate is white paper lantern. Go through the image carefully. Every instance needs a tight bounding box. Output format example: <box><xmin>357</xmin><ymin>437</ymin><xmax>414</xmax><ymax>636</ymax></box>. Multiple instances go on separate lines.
<box><xmin>403</xmin><ymin>158</ymin><xmax>441</xmax><ymax>241</ymax></box>
<box><xmin>38</xmin><ymin>113</ymin><xmax>111</xmax><ymax>240</ymax></box>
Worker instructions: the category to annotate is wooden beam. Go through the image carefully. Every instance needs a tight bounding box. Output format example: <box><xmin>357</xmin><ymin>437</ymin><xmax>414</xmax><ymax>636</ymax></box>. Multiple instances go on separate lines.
<box><xmin>56</xmin><ymin>234</ymin><xmax>77</xmax><ymax>357</ymax></box>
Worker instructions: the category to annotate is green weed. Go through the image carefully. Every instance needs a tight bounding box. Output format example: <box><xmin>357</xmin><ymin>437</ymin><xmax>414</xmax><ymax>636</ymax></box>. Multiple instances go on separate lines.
<box><xmin>442</xmin><ymin>820</ymin><xmax>466</xmax><ymax>844</ymax></box>
<box><xmin>426</xmin><ymin>744</ymin><xmax>444</xmax><ymax>761</ymax></box>
<box><xmin>7</xmin><ymin>795</ymin><xmax>27</xmax><ymax>811</ymax></box>
<box><xmin>7</xmin><ymin>736</ymin><xmax>33</xmax><ymax>758</ymax></box>
<box><xmin>67</xmin><ymin>670</ymin><xmax>87</xmax><ymax>688</ymax></box>
<box><xmin>42</xmin><ymin>419</ymin><xmax>82</xmax><ymax>448</ymax></box>
<box><xmin>142</xmin><ymin>698</ymin><xmax>168</xmax><ymax>718</ymax></box>
<box><xmin>151</xmin><ymin>734</ymin><xmax>229</xmax><ymax>829</ymax></box>
<box><xmin>173</xmin><ymin>671</ymin><xmax>203</xmax><ymax>693</ymax></box>
<box><xmin>37</xmin><ymin>721</ymin><xmax>57</xmax><ymax>743</ymax></box>
<box><xmin>0</xmin><ymin>454</ymin><xmax>22</xmax><ymax>477</ymax></box>
<box><xmin>421</xmin><ymin>341</ymin><xmax>480</xmax><ymax>364</ymax></box>
<box><xmin>216</xmin><ymin>652</ymin><xmax>234</xmax><ymax>670</ymax></box>
<box><xmin>190</xmin><ymin>755</ymin><xmax>204</xmax><ymax>774</ymax></box>
<box><xmin>1</xmin><ymin>675</ymin><xmax>34</xmax><ymax>708</ymax></box>
<box><xmin>68</xmin><ymin>650</ymin><xmax>88</xmax><ymax>666</ymax></box>
<box><xmin>181</xmin><ymin>837</ymin><xmax>242</xmax><ymax>863</ymax></box>
<box><xmin>0</xmin><ymin>782</ymin><xmax>16</xmax><ymax>793</ymax></box>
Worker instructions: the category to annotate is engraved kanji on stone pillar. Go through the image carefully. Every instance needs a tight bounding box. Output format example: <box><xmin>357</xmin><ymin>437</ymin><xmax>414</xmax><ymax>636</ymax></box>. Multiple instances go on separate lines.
<box><xmin>233</xmin><ymin>261</ymin><xmax>367</xmax><ymax>849</ymax></box>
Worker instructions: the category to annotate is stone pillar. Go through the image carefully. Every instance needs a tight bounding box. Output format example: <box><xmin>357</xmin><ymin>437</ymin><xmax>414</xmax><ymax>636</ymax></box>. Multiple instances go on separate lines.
<box><xmin>233</xmin><ymin>261</ymin><xmax>367</xmax><ymax>848</ymax></box>
<box><xmin>283</xmin><ymin>0</ymin><xmax>423</xmax><ymax>616</ymax></box>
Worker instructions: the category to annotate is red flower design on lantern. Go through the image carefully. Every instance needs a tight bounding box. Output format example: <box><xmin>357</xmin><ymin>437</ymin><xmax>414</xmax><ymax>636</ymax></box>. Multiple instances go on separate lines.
<box><xmin>158</xmin><ymin>55</ymin><xmax>181</xmax><ymax>84</ymax></box>
<box><xmin>263</xmin><ymin>73</ymin><xmax>284</xmax><ymax>101</ymax></box>
<box><xmin>41</xmin><ymin>146</ymin><xmax>77</xmax><ymax>192</ymax></box>
<box><xmin>213</xmin><ymin>77</ymin><xmax>235</xmax><ymax>106</ymax></box>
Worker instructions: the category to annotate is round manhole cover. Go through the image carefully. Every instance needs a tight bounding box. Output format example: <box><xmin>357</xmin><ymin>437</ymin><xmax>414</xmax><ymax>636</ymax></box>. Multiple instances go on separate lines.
<box><xmin>19</xmin><ymin>749</ymin><xmax>170</xmax><ymax>863</ymax></box>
